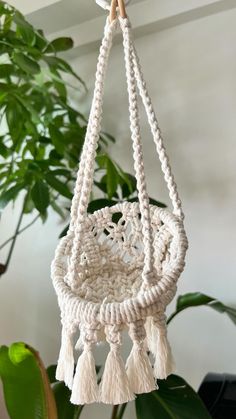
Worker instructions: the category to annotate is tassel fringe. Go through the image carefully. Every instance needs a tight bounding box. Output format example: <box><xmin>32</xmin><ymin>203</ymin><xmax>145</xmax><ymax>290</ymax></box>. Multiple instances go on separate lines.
<box><xmin>56</xmin><ymin>329</ymin><xmax>74</xmax><ymax>390</ymax></box>
<box><xmin>99</xmin><ymin>346</ymin><xmax>135</xmax><ymax>405</ymax></box>
<box><xmin>154</xmin><ymin>333</ymin><xmax>175</xmax><ymax>379</ymax></box>
<box><xmin>70</xmin><ymin>346</ymin><xmax>99</xmax><ymax>405</ymax></box>
<box><xmin>146</xmin><ymin>316</ymin><xmax>175</xmax><ymax>380</ymax></box>
<box><xmin>126</xmin><ymin>342</ymin><xmax>157</xmax><ymax>394</ymax></box>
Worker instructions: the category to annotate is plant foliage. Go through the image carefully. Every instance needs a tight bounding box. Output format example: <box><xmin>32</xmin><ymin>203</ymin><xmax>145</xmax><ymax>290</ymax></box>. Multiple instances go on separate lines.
<box><xmin>0</xmin><ymin>0</ymin><xmax>145</xmax><ymax>224</ymax></box>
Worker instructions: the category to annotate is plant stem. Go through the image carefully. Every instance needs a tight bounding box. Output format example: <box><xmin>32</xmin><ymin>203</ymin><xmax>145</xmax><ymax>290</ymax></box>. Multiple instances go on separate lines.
<box><xmin>73</xmin><ymin>406</ymin><xmax>84</xmax><ymax>419</ymax></box>
<box><xmin>0</xmin><ymin>197</ymin><xmax>26</xmax><ymax>276</ymax></box>
<box><xmin>117</xmin><ymin>404</ymin><xmax>128</xmax><ymax>419</ymax></box>
<box><xmin>0</xmin><ymin>214</ymin><xmax>40</xmax><ymax>250</ymax></box>
<box><xmin>111</xmin><ymin>405</ymin><xmax>119</xmax><ymax>419</ymax></box>
<box><xmin>167</xmin><ymin>310</ymin><xmax>183</xmax><ymax>325</ymax></box>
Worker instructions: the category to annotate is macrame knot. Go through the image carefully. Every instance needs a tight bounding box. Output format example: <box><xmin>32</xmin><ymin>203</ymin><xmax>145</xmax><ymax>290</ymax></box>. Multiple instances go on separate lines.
<box><xmin>126</xmin><ymin>320</ymin><xmax>156</xmax><ymax>394</ymax></box>
<box><xmin>105</xmin><ymin>16</ymin><xmax>118</xmax><ymax>35</ymax></box>
<box><xmin>119</xmin><ymin>16</ymin><xmax>131</xmax><ymax>29</ymax></box>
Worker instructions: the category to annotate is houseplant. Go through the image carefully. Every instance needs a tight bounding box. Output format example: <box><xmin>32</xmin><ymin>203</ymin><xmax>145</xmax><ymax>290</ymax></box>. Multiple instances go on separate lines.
<box><xmin>0</xmin><ymin>0</ymin><xmax>162</xmax><ymax>275</ymax></box>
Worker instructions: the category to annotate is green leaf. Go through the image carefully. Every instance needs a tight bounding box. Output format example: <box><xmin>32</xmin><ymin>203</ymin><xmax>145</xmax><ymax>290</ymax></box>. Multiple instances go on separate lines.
<box><xmin>0</xmin><ymin>343</ymin><xmax>57</xmax><ymax>419</ymax></box>
<box><xmin>12</xmin><ymin>52</ymin><xmax>40</xmax><ymax>75</ymax></box>
<box><xmin>43</xmin><ymin>56</ymin><xmax>85</xmax><ymax>87</ymax></box>
<box><xmin>168</xmin><ymin>292</ymin><xmax>236</xmax><ymax>325</ymax></box>
<box><xmin>47</xmin><ymin>365</ymin><xmax>57</xmax><ymax>384</ymax></box>
<box><xmin>100</xmin><ymin>131</ymin><xmax>116</xmax><ymax>144</ymax></box>
<box><xmin>149</xmin><ymin>197</ymin><xmax>167</xmax><ymax>208</ymax></box>
<box><xmin>6</xmin><ymin>101</ymin><xmax>24</xmax><ymax>142</ymax></box>
<box><xmin>51</xmin><ymin>200</ymin><xmax>66</xmax><ymax>219</ymax></box>
<box><xmin>45</xmin><ymin>173</ymin><xmax>72</xmax><ymax>199</ymax></box>
<box><xmin>53</xmin><ymin>382</ymin><xmax>83</xmax><ymax>419</ymax></box>
<box><xmin>136</xmin><ymin>375</ymin><xmax>211</xmax><ymax>419</ymax></box>
<box><xmin>13</xmin><ymin>11</ymin><xmax>36</xmax><ymax>46</ymax></box>
<box><xmin>121</xmin><ymin>173</ymin><xmax>136</xmax><ymax>198</ymax></box>
<box><xmin>49</xmin><ymin>125</ymin><xmax>65</xmax><ymax>155</ymax></box>
<box><xmin>0</xmin><ymin>141</ymin><xmax>9</xmax><ymax>158</ymax></box>
<box><xmin>106</xmin><ymin>158</ymin><xmax>119</xmax><ymax>199</ymax></box>
<box><xmin>23</xmin><ymin>193</ymin><xmax>35</xmax><ymax>214</ymax></box>
<box><xmin>3</xmin><ymin>14</ymin><xmax>13</xmax><ymax>33</ymax></box>
<box><xmin>47</xmin><ymin>365</ymin><xmax>83</xmax><ymax>418</ymax></box>
<box><xmin>0</xmin><ymin>64</ymin><xmax>15</xmax><ymax>78</ymax></box>
<box><xmin>96</xmin><ymin>155</ymin><xmax>119</xmax><ymax>199</ymax></box>
<box><xmin>45</xmin><ymin>37</ymin><xmax>73</xmax><ymax>53</ymax></box>
<box><xmin>88</xmin><ymin>198</ymin><xmax>117</xmax><ymax>213</ymax></box>
<box><xmin>31</xmin><ymin>180</ymin><xmax>50</xmax><ymax>214</ymax></box>
<box><xmin>53</xmin><ymin>78</ymin><xmax>67</xmax><ymax>99</ymax></box>
<box><xmin>0</xmin><ymin>183</ymin><xmax>25</xmax><ymax>210</ymax></box>
<box><xmin>59</xmin><ymin>223</ymin><xmax>69</xmax><ymax>239</ymax></box>
<box><xmin>127</xmin><ymin>197</ymin><xmax>167</xmax><ymax>208</ymax></box>
<box><xmin>8</xmin><ymin>342</ymin><xmax>32</xmax><ymax>365</ymax></box>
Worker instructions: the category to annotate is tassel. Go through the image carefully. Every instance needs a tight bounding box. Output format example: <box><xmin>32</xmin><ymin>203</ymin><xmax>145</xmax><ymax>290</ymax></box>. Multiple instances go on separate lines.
<box><xmin>99</xmin><ymin>345</ymin><xmax>135</xmax><ymax>405</ymax></box>
<box><xmin>126</xmin><ymin>342</ymin><xmax>157</xmax><ymax>394</ymax></box>
<box><xmin>70</xmin><ymin>345</ymin><xmax>99</xmax><ymax>405</ymax></box>
<box><xmin>56</xmin><ymin>328</ymin><xmax>74</xmax><ymax>390</ymax></box>
<box><xmin>154</xmin><ymin>331</ymin><xmax>175</xmax><ymax>380</ymax></box>
<box><xmin>146</xmin><ymin>316</ymin><xmax>175</xmax><ymax>380</ymax></box>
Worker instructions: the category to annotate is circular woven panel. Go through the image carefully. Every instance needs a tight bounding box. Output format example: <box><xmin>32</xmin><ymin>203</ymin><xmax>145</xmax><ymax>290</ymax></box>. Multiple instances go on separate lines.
<box><xmin>62</xmin><ymin>203</ymin><xmax>187</xmax><ymax>305</ymax></box>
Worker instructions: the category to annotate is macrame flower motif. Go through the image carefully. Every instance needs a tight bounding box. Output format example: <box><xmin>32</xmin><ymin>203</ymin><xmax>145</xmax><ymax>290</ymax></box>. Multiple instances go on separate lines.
<box><xmin>51</xmin><ymin>13</ymin><xmax>188</xmax><ymax>406</ymax></box>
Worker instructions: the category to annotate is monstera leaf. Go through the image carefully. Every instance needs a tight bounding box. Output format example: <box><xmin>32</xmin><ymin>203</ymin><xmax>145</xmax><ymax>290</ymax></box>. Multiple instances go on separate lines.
<box><xmin>168</xmin><ymin>292</ymin><xmax>236</xmax><ymax>325</ymax></box>
<box><xmin>136</xmin><ymin>375</ymin><xmax>211</xmax><ymax>419</ymax></box>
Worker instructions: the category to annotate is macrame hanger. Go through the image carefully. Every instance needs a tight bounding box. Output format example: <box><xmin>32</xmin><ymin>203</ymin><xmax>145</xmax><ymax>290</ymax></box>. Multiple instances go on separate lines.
<box><xmin>51</xmin><ymin>3</ymin><xmax>188</xmax><ymax>404</ymax></box>
<box><xmin>67</xmin><ymin>12</ymin><xmax>157</xmax><ymax>289</ymax></box>
<box><xmin>67</xmin><ymin>1</ymin><xmax>184</xmax><ymax>291</ymax></box>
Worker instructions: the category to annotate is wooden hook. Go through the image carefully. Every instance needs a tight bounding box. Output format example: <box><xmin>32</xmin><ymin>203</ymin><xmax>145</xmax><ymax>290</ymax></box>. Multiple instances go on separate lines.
<box><xmin>109</xmin><ymin>0</ymin><xmax>127</xmax><ymax>22</ymax></box>
<box><xmin>118</xmin><ymin>0</ymin><xmax>127</xmax><ymax>18</ymax></box>
<box><xmin>109</xmin><ymin>0</ymin><xmax>117</xmax><ymax>22</ymax></box>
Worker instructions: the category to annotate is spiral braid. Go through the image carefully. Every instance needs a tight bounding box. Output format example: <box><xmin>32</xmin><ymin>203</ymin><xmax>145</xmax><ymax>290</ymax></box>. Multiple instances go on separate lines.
<box><xmin>67</xmin><ymin>19</ymin><xmax>117</xmax><ymax>288</ymax></box>
<box><xmin>121</xmin><ymin>18</ymin><xmax>156</xmax><ymax>287</ymax></box>
<box><xmin>130</xmin><ymin>44</ymin><xmax>184</xmax><ymax>219</ymax></box>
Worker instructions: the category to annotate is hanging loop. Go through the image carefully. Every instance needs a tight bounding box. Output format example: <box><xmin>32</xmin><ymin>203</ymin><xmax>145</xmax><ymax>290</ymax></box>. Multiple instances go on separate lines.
<box><xmin>96</xmin><ymin>0</ymin><xmax>131</xmax><ymax>11</ymax></box>
<box><xmin>109</xmin><ymin>0</ymin><xmax>127</xmax><ymax>22</ymax></box>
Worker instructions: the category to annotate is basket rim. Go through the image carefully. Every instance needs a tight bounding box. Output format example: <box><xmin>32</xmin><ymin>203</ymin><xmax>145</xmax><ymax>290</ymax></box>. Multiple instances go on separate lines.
<box><xmin>52</xmin><ymin>203</ymin><xmax>188</xmax><ymax>325</ymax></box>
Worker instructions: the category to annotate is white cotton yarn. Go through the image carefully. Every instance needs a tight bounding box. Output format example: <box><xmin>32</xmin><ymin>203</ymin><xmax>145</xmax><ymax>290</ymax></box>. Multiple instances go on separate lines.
<box><xmin>51</xmin><ymin>16</ymin><xmax>188</xmax><ymax>406</ymax></box>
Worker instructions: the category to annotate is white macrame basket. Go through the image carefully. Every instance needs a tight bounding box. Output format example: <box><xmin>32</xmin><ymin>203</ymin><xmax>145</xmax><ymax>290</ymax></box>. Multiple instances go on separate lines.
<box><xmin>51</xmin><ymin>12</ymin><xmax>188</xmax><ymax>406</ymax></box>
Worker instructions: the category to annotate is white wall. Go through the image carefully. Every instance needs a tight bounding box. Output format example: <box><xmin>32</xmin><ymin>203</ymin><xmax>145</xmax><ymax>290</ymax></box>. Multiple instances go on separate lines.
<box><xmin>1</xmin><ymin>6</ymin><xmax>236</xmax><ymax>419</ymax></box>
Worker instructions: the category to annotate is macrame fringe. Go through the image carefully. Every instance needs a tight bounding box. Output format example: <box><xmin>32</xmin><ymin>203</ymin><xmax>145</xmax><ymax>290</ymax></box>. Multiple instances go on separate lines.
<box><xmin>99</xmin><ymin>346</ymin><xmax>135</xmax><ymax>405</ymax></box>
<box><xmin>154</xmin><ymin>334</ymin><xmax>176</xmax><ymax>380</ymax></box>
<box><xmin>126</xmin><ymin>342</ymin><xmax>157</xmax><ymax>394</ymax></box>
<box><xmin>146</xmin><ymin>316</ymin><xmax>175</xmax><ymax>380</ymax></box>
<box><xmin>56</xmin><ymin>328</ymin><xmax>74</xmax><ymax>390</ymax></box>
<box><xmin>70</xmin><ymin>346</ymin><xmax>99</xmax><ymax>405</ymax></box>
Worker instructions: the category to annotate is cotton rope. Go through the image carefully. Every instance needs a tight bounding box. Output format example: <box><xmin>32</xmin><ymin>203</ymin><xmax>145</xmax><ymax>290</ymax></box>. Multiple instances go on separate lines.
<box><xmin>51</xmin><ymin>0</ymin><xmax>188</xmax><ymax>406</ymax></box>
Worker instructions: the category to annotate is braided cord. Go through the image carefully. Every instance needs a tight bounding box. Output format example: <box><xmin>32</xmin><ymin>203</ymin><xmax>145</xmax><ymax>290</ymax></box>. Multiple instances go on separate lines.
<box><xmin>130</xmin><ymin>45</ymin><xmax>184</xmax><ymax>219</ymax></box>
<box><xmin>67</xmin><ymin>19</ymin><xmax>117</xmax><ymax>288</ymax></box>
<box><xmin>120</xmin><ymin>17</ymin><xmax>156</xmax><ymax>287</ymax></box>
